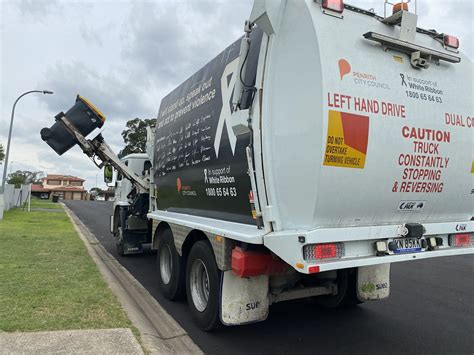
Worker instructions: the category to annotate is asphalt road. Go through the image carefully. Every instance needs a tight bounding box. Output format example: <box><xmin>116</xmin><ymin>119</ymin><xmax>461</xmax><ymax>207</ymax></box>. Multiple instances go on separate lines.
<box><xmin>65</xmin><ymin>200</ymin><xmax>473</xmax><ymax>355</ymax></box>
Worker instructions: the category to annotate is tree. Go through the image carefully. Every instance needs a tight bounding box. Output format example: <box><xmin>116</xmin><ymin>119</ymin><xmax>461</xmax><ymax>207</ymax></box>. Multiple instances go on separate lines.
<box><xmin>7</xmin><ymin>170</ymin><xmax>44</xmax><ymax>188</ymax></box>
<box><xmin>0</xmin><ymin>143</ymin><xmax>4</xmax><ymax>164</ymax></box>
<box><xmin>119</xmin><ymin>118</ymin><xmax>156</xmax><ymax>158</ymax></box>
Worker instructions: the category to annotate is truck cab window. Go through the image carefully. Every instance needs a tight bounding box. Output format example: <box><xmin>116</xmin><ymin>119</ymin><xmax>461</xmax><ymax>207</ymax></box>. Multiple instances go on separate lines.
<box><xmin>117</xmin><ymin>160</ymin><xmax>129</xmax><ymax>181</ymax></box>
<box><xmin>143</xmin><ymin>160</ymin><xmax>152</xmax><ymax>176</ymax></box>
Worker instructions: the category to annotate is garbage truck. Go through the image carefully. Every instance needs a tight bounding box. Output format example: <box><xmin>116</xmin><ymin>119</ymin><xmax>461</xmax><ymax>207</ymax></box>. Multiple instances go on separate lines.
<box><xmin>41</xmin><ymin>0</ymin><xmax>473</xmax><ymax>331</ymax></box>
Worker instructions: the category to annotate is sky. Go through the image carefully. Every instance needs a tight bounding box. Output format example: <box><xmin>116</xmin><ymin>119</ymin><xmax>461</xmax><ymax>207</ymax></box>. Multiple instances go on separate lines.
<box><xmin>1</xmin><ymin>0</ymin><xmax>472</xmax><ymax>190</ymax></box>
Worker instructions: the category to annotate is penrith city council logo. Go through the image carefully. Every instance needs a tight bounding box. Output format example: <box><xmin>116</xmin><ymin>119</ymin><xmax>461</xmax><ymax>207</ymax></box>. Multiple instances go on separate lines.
<box><xmin>338</xmin><ymin>58</ymin><xmax>390</xmax><ymax>90</ymax></box>
<box><xmin>176</xmin><ymin>177</ymin><xmax>197</xmax><ymax>196</ymax></box>
<box><xmin>176</xmin><ymin>177</ymin><xmax>182</xmax><ymax>194</ymax></box>
<box><xmin>338</xmin><ymin>59</ymin><xmax>351</xmax><ymax>80</ymax></box>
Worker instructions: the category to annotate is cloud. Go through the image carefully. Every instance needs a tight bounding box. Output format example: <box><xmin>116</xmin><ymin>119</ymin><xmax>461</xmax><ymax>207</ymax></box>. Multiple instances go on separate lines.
<box><xmin>41</xmin><ymin>61</ymin><xmax>153</xmax><ymax>119</ymax></box>
<box><xmin>121</xmin><ymin>0</ymin><xmax>253</xmax><ymax>89</ymax></box>
<box><xmin>15</xmin><ymin>0</ymin><xmax>63</xmax><ymax>20</ymax></box>
<box><xmin>80</xmin><ymin>26</ymin><xmax>104</xmax><ymax>48</ymax></box>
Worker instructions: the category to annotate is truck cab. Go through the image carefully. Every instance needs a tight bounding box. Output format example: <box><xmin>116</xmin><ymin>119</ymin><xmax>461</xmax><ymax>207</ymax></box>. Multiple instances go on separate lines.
<box><xmin>113</xmin><ymin>154</ymin><xmax>150</xmax><ymax>208</ymax></box>
<box><xmin>111</xmin><ymin>153</ymin><xmax>152</xmax><ymax>255</ymax></box>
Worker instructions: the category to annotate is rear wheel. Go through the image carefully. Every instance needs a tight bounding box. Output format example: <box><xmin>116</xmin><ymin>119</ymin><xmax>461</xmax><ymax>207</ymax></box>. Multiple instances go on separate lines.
<box><xmin>156</xmin><ymin>228</ymin><xmax>185</xmax><ymax>300</ymax></box>
<box><xmin>186</xmin><ymin>241</ymin><xmax>221</xmax><ymax>331</ymax></box>
<box><xmin>315</xmin><ymin>269</ymin><xmax>361</xmax><ymax>308</ymax></box>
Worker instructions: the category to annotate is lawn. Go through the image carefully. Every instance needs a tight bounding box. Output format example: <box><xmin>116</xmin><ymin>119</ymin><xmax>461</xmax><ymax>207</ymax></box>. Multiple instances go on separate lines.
<box><xmin>30</xmin><ymin>198</ymin><xmax>63</xmax><ymax>209</ymax></box>
<box><xmin>0</xmin><ymin>201</ymin><xmax>132</xmax><ymax>332</ymax></box>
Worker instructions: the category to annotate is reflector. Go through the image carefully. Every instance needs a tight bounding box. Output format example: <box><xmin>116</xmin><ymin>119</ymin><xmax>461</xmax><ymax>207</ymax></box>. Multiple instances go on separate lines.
<box><xmin>231</xmin><ymin>247</ymin><xmax>288</xmax><ymax>277</ymax></box>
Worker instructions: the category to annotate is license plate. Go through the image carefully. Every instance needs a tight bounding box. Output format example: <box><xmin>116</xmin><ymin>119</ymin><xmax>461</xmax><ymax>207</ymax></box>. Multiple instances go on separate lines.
<box><xmin>393</xmin><ymin>237</ymin><xmax>423</xmax><ymax>254</ymax></box>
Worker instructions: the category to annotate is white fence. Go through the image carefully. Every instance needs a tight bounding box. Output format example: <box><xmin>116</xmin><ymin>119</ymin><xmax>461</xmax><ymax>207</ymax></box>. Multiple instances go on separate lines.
<box><xmin>0</xmin><ymin>184</ymin><xmax>30</xmax><ymax>220</ymax></box>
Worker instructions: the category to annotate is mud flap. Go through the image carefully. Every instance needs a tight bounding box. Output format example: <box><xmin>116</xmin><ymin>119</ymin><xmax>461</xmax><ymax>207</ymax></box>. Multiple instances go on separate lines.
<box><xmin>220</xmin><ymin>270</ymin><xmax>269</xmax><ymax>326</ymax></box>
<box><xmin>357</xmin><ymin>264</ymin><xmax>390</xmax><ymax>301</ymax></box>
<box><xmin>122</xmin><ymin>241</ymin><xmax>143</xmax><ymax>255</ymax></box>
<box><xmin>119</xmin><ymin>229</ymin><xmax>145</xmax><ymax>255</ymax></box>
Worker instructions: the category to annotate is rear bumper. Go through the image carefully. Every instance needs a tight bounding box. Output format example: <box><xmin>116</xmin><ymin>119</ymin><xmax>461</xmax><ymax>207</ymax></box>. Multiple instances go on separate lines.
<box><xmin>299</xmin><ymin>247</ymin><xmax>473</xmax><ymax>274</ymax></box>
<box><xmin>264</xmin><ymin>220</ymin><xmax>474</xmax><ymax>274</ymax></box>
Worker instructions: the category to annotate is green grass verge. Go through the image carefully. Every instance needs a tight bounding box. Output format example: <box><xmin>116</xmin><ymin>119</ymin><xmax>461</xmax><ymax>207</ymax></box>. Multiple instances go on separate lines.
<box><xmin>30</xmin><ymin>198</ymin><xmax>63</xmax><ymax>209</ymax></box>
<box><xmin>0</xmin><ymin>205</ymin><xmax>132</xmax><ymax>332</ymax></box>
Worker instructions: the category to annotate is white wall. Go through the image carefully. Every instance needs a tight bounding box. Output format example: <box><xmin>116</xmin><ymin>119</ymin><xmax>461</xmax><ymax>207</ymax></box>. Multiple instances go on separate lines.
<box><xmin>0</xmin><ymin>184</ymin><xmax>31</xmax><ymax>220</ymax></box>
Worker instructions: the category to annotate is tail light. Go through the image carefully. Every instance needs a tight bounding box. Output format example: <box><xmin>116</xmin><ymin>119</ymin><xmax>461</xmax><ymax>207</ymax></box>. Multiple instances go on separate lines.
<box><xmin>303</xmin><ymin>243</ymin><xmax>344</xmax><ymax>261</ymax></box>
<box><xmin>444</xmin><ymin>35</ymin><xmax>460</xmax><ymax>49</ymax></box>
<box><xmin>322</xmin><ymin>0</ymin><xmax>344</xmax><ymax>14</ymax></box>
<box><xmin>449</xmin><ymin>233</ymin><xmax>471</xmax><ymax>247</ymax></box>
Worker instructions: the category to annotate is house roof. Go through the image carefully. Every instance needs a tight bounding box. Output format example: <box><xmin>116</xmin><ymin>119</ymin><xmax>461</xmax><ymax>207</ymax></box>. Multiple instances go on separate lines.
<box><xmin>50</xmin><ymin>186</ymin><xmax>86</xmax><ymax>192</ymax></box>
<box><xmin>31</xmin><ymin>184</ymin><xmax>50</xmax><ymax>192</ymax></box>
<box><xmin>42</xmin><ymin>174</ymin><xmax>85</xmax><ymax>182</ymax></box>
<box><xmin>32</xmin><ymin>185</ymin><xmax>86</xmax><ymax>193</ymax></box>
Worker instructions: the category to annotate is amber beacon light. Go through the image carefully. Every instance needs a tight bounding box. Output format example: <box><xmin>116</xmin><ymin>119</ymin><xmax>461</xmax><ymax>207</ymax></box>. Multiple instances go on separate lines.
<box><xmin>392</xmin><ymin>1</ymin><xmax>409</xmax><ymax>14</ymax></box>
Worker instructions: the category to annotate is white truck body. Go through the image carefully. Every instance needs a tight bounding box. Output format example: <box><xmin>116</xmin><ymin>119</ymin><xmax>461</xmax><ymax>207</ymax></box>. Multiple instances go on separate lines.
<box><xmin>149</xmin><ymin>0</ymin><xmax>473</xmax><ymax>272</ymax></box>
<box><xmin>144</xmin><ymin>0</ymin><xmax>473</xmax><ymax>328</ymax></box>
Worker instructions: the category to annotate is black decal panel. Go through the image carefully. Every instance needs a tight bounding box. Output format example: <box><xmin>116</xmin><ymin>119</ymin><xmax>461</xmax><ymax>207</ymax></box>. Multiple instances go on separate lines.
<box><xmin>154</xmin><ymin>29</ymin><xmax>263</xmax><ymax>224</ymax></box>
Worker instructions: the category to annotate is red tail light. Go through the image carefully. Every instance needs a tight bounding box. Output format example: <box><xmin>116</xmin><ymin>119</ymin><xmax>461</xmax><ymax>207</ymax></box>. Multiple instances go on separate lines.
<box><xmin>304</xmin><ymin>243</ymin><xmax>344</xmax><ymax>260</ymax></box>
<box><xmin>444</xmin><ymin>35</ymin><xmax>460</xmax><ymax>49</ymax></box>
<box><xmin>322</xmin><ymin>0</ymin><xmax>344</xmax><ymax>13</ymax></box>
<box><xmin>316</xmin><ymin>244</ymin><xmax>337</xmax><ymax>259</ymax></box>
<box><xmin>449</xmin><ymin>233</ymin><xmax>471</xmax><ymax>247</ymax></box>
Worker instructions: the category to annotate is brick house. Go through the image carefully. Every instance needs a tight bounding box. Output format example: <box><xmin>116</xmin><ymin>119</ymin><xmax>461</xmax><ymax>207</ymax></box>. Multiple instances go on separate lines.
<box><xmin>31</xmin><ymin>174</ymin><xmax>87</xmax><ymax>200</ymax></box>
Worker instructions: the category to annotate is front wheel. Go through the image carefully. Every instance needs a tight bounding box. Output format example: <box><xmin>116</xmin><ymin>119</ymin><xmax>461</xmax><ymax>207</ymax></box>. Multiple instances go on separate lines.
<box><xmin>186</xmin><ymin>241</ymin><xmax>221</xmax><ymax>331</ymax></box>
<box><xmin>113</xmin><ymin>215</ymin><xmax>125</xmax><ymax>256</ymax></box>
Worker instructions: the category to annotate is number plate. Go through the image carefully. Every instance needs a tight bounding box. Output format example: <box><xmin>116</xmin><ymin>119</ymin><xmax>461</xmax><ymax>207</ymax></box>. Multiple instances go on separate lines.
<box><xmin>393</xmin><ymin>237</ymin><xmax>424</xmax><ymax>254</ymax></box>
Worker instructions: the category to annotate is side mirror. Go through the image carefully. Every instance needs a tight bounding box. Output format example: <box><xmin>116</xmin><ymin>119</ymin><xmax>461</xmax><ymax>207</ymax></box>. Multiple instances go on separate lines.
<box><xmin>104</xmin><ymin>165</ymin><xmax>113</xmax><ymax>184</ymax></box>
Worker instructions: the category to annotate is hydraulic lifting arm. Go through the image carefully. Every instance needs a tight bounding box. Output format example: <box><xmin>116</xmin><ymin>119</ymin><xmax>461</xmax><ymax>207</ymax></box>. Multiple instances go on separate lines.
<box><xmin>56</xmin><ymin>113</ymin><xmax>149</xmax><ymax>193</ymax></box>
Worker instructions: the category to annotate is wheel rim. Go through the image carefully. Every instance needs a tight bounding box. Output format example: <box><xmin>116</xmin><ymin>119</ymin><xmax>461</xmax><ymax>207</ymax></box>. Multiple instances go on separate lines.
<box><xmin>190</xmin><ymin>259</ymin><xmax>210</xmax><ymax>312</ymax></box>
<box><xmin>160</xmin><ymin>245</ymin><xmax>172</xmax><ymax>285</ymax></box>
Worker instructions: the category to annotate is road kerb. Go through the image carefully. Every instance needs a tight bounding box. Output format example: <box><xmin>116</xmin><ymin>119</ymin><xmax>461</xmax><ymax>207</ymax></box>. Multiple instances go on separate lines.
<box><xmin>62</xmin><ymin>203</ymin><xmax>203</xmax><ymax>354</ymax></box>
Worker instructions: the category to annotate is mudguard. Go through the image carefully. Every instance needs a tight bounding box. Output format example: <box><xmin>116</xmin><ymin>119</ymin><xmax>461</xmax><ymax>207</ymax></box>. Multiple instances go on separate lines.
<box><xmin>220</xmin><ymin>270</ymin><xmax>269</xmax><ymax>325</ymax></box>
<box><xmin>357</xmin><ymin>264</ymin><xmax>391</xmax><ymax>301</ymax></box>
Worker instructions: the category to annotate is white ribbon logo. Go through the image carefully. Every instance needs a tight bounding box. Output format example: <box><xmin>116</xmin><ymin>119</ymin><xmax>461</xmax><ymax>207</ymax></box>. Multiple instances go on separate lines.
<box><xmin>214</xmin><ymin>58</ymin><xmax>239</xmax><ymax>158</ymax></box>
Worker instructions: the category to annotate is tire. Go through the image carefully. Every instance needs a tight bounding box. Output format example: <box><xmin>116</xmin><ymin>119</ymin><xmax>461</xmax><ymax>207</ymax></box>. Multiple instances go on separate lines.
<box><xmin>315</xmin><ymin>269</ymin><xmax>362</xmax><ymax>308</ymax></box>
<box><xmin>186</xmin><ymin>241</ymin><xmax>221</xmax><ymax>331</ymax></box>
<box><xmin>156</xmin><ymin>228</ymin><xmax>185</xmax><ymax>300</ymax></box>
<box><xmin>114</xmin><ymin>214</ymin><xmax>125</xmax><ymax>257</ymax></box>
<box><xmin>116</xmin><ymin>238</ymin><xmax>125</xmax><ymax>256</ymax></box>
